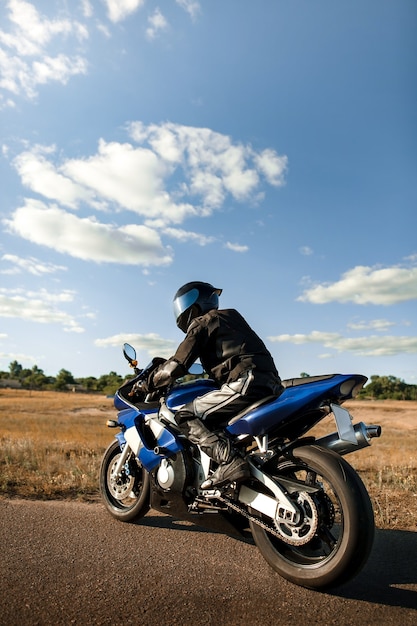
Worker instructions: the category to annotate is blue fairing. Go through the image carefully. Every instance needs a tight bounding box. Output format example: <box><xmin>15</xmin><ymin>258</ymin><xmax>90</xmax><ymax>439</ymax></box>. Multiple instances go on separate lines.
<box><xmin>117</xmin><ymin>407</ymin><xmax>140</xmax><ymax>429</ymax></box>
<box><xmin>116</xmin><ymin>406</ymin><xmax>182</xmax><ymax>472</ymax></box>
<box><xmin>114</xmin><ymin>393</ymin><xmax>129</xmax><ymax>411</ymax></box>
<box><xmin>115</xmin><ymin>431</ymin><xmax>126</xmax><ymax>447</ymax></box>
<box><xmin>138</xmin><ymin>429</ymin><xmax>182</xmax><ymax>471</ymax></box>
<box><xmin>225</xmin><ymin>374</ymin><xmax>364</xmax><ymax>438</ymax></box>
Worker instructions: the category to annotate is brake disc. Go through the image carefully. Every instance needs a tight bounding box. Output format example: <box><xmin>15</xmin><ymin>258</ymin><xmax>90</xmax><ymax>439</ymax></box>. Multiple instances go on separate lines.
<box><xmin>108</xmin><ymin>458</ymin><xmax>135</xmax><ymax>500</ymax></box>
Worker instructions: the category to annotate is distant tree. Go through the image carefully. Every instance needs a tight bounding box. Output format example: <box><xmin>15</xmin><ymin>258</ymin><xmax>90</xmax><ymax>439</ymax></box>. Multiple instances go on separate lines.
<box><xmin>300</xmin><ymin>372</ymin><xmax>310</xmax><ymax>378</ymax></box>
<box><xmin>24</xmin><ymin>365</ymin><xmax>48</xmax><ymax>390</ymax></box>
<box><xmin>359</xmin><ymin>375</ymin><xmax>417</xmax><ymax>400</ymax></box>
<box><xmin>20</xmin><ymin>367</ymin><xmax>33</xmax><ymax>384</ymax></box>
<box><xmin>76</xmin><ymin>376</ymin><xmax>98</xmax><ymax>392</ymax></box>
<box><xmin>96</xmin><ymin>371</ymin><xmax>123</xmax><ymax>395</ymax></box>
<box><xmin>9</xmin><ymin>360</ymin><xmax>23</xmax><ymax>378</ymax></box>
<box><xmin>54</xmin><ymin>368</ymin><xmax>75</xmax><ymax>391</ymax></box>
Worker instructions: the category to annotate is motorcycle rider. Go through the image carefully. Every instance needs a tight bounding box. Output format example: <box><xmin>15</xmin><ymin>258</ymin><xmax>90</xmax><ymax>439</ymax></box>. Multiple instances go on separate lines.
<box><xmin>140</xmin><ymin>281</ymin><xmax>283</xmax><ymax>490</ymax></box>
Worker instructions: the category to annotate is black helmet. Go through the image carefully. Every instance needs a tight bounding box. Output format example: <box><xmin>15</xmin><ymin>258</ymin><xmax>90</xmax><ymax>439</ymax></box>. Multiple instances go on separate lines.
<box><xmin>173</xmin><ymin>281</ymin><xmax>222</xmax><ymax>332</ymax></box>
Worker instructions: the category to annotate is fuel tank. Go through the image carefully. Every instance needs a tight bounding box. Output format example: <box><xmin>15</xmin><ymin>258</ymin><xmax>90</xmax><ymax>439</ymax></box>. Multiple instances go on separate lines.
<box><xmin>165</xmin><ymin>378</ymin><xmax>217</xmax><ymax>410</ymax></box>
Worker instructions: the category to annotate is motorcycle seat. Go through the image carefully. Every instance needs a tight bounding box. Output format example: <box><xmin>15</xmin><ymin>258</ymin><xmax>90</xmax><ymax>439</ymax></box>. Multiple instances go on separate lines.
<box><xmin>281</xmin><ymin>374</ymin><xmax>337</xmax><ymax>388</ymax></box>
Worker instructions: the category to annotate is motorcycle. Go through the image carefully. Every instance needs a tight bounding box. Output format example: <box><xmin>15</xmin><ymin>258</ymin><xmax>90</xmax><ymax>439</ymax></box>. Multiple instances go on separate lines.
<box><xmin>100</xmin><ymin>343</ymin><xmax>381</xmax><ymax>590</ymax></box>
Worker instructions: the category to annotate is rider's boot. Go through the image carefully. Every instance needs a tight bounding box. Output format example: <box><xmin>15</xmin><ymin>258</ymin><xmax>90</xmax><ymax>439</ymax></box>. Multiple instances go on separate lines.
<box><xmin>185</xmin><ymin>418</ymin><xmax>249</xmax><ymax>489</ymax></box>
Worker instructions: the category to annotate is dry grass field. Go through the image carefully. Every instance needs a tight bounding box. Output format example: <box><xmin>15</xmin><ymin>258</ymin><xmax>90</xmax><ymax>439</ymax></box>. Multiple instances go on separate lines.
<box><xmin>311</xmin><ymin>400</ymin><xmax>417</xmax><ymax>532</ymax></box>
<box><xmin>0</xmin><ymin>389</ymin><xmax>416</xmax><ymax>531</ymax></box>
<box><xmin>0</xmin><ymin>389</ymin><xmax>113</xmax><ymax>501</ymax></box>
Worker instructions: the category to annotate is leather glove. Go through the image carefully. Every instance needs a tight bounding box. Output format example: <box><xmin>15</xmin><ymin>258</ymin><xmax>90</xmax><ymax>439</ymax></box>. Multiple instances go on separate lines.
<box><xmin>128</xmin><ymin>379</ymin><xmax>149</xmax><ymax>397</ymax></box>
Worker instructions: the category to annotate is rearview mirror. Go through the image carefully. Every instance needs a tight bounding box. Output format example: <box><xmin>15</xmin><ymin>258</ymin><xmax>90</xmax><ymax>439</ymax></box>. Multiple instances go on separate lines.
<box><xmin>123</xmin><ymin>343</ymin><xmax>137</xmax><ymax>365</ymax></box>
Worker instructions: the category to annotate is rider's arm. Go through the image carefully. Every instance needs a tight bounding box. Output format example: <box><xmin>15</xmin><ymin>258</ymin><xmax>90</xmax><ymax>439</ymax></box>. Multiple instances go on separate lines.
<box><xmin>151</xmin><ymin>358</ymin><xmax>186</xmax><ymax>388</ymax></box>
<box><xmin>151</xmin><ymin>318</ymin><xmax>205</xmax><ymax>389</ymax></box>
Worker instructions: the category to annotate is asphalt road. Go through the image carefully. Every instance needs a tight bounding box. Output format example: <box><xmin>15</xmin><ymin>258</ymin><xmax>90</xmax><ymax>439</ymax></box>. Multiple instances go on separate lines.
<box><xmin>1</xmin><ymin>499</ymin><xmax>416</xmax><ymax>625</ymax></box>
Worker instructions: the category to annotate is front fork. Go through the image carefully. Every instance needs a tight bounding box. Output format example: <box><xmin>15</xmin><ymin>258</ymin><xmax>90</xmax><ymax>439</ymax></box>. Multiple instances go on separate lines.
<box><xmin>113</xmin><ymin>442</ymin><xmax>131</xmax><ymax>479</ymax></box>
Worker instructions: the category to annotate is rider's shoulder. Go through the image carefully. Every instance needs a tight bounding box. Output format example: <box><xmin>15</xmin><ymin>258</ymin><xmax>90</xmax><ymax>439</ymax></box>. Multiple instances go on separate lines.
<box><xmin>189</xmin><ymin>308</ymin><xmax>242</xmax><ymax>331</ymax></box>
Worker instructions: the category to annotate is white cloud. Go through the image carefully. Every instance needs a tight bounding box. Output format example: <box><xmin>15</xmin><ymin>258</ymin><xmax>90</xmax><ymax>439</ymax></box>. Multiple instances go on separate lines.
<box><xmin>1</xmin><ymin>254</ymin><xmax>67</xmax><ymax>276</ymax></box>
<box><xmin>299</xmin><ymin>264</ymin><xmax>417</xmax><ymax>305</ymax></box>
<box><xmin>146</xmin><ymin>9</ymin><xmax>169</xmax><ymax>40</ymax></box>
<box><xmin>129</xmin><ymin>121</ymin><xmax>287</xmax><ymax>212</ymax></box>
<box><xmin>3</xmin><ymin>200</ymin><xmax>173</xmax><ymax>267</ymax></box>
<box><xmin>225</xmin><ymin>242</ymin><xmax>249</xmax><ymax>253</ymax></box>
<box><xmin>269</xmin><ymin>330</ymin><xmax>340</xmax><ymax>346</ymax></box>
<box><xmin>0</xmin><ymin>351</ymin><xmax>37</xmax><ymax>366</ymax></box>
<box><xmin>0</xmin><ymin>287</ymin><xmax>84</xmax><ymax>333</ymax></box>
<box><xmin>12</xmin><ymin>145</ymin><xmax>101</xmax><ymax>210</ymax></box>
<box><xmin>0</xmin><ymin>0</ymin><xmax>88</xmax><ymax>101</ymax></box>
<box><xmin>162</xmin><ymin>227</ymin><xmax>215</xmax><ymax>246</ymax></box>
<box><xmin>299</xmin><ymin>246</ymin><xmax>313</xmax><ymax>256</ymax></box>
<box><xmin>95</xmin><ymin>332</ymin><xmax>176</xmax><ymax>359</ymax></box>
<box><xmin>62</xmin><ymin>139</ymin><xmax>196</xmax><ymax>223</ymax></box>
<box><xmin>9</xmin><ymin>123</ymin><xmax>287</xmax><ymax>231</ymax></box>
<box><xmin>32</xmin><ymin>54</ymin><xmax>87</xmax><ymax>86</ymax></box>
<box><xmin>96</xmin><ymin>21</ymin><xmax>111</xmax><ymax>38</ymax></box>
<box><xmin>268</xmin><ymin>330</ymin><xmax>417</xmax><ymax>357</ymax></box>
<box><xmin>254</xmin><ymin>148</ymin><xmax>288</xmax><ymax>187</ymax></box>
<box><xmin>176</xmin><ymin>0</ymin><xmax>201</xmax><ymax>20</ymax></box>
<box><xmin>347</xmin><ymin>319</ymin><xmax>396</xmax><ymax>332</ymax></box>
<box><xmin>0</xmin><ymin>1</ymin><xmax>86</xmax><ymax>55</ymax></box>
<box><xmin>0</xmin><ymin>93</ymin><xmax>16</xmax><ymax>109</ymax></box>
<box><xmin>5</xmin><ymin>124</ymin><xmax>287</xmax><ymax>265</ymax></box>
<box><xmin>104</xmin><ymin>0</ymin><xmax>144</xmax><ymax>23</ymax></box>
<box><xmin>81</xmin><ymin>1</ymin><xmax>93</xmax><ymax>19</ymax></box>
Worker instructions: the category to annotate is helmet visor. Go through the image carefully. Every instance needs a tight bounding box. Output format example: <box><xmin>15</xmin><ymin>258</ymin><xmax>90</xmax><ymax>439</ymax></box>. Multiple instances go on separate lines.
<box><xmin>173</xmin><ymin>288</ymin><xmax>199</xmax><ymax>322</ymax></box>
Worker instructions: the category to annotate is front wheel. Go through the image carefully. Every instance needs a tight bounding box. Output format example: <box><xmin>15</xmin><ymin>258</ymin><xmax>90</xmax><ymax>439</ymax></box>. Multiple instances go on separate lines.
<box><xmin>249</xmin><ymin>445</ymin><xmax>375</xmax><ymax>589</ymax></box>
<box><xmin>100</xmin><ymin>440</ymin><xmax>150</xmax><ymax>522</ymax></box>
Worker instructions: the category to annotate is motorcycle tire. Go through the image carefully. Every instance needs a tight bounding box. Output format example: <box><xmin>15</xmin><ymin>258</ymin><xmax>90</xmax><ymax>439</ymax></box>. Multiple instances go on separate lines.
<box><xmin>249</xmin><ymin>444</ymin><xmax>375</xmax><ymax>590</ymax></box>
<box><xmin>100</xmin><ymin>440</ymin><xmax>150</xmax><ymax>522</ymax></box>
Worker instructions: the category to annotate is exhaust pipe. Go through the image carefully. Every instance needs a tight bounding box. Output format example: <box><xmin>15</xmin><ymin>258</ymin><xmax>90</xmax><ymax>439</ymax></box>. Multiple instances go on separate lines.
<box><xmin>316</xmin><ymin>422</ymin><xmax>382</xmax><ymax>456</ymax></box>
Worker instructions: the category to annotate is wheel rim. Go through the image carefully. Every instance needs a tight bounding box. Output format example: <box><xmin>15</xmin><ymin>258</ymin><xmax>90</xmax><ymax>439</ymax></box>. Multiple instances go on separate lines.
<box><xmin>106</xmin><ymin>451</ymin><xmax>145</xmax><ymax>510</ymax></box>
<box><xmin>267</xmin><ymin>460</ymin><xmax>342</xmax><ymax>567</ymax></box>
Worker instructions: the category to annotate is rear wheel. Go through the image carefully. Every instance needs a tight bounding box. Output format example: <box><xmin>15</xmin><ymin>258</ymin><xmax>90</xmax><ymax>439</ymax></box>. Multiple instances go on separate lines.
<box><xmin>100</xmin><ymin>440</ymin><xmax>150</xmax><ymax>522</ymax></box>
<box><xmin>249</xmin><ymin>445</ymin><xmax>374</xmax><ymax>589</ymax></box>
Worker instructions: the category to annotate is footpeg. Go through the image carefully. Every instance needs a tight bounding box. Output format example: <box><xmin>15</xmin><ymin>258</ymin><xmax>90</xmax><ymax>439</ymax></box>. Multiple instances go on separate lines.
<box><xmin>199</xmin><ymin>488</ymin><xmax>221</xmax><ymax>499</ymax></box>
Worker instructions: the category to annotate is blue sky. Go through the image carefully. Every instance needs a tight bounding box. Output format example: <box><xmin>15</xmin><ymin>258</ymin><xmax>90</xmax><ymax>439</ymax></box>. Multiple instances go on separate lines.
<box><xmin>0</xmin><ymin>0</ymin><xmax>416</xmax><ymax>383</ymax></box>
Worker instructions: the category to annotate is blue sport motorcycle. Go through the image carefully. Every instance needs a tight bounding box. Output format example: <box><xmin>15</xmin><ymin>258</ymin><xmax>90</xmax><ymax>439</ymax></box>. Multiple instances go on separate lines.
<box><xmin>100</xmin><ymin>343</ymin><xmax>381</xmax><ymax>590</ymax></box>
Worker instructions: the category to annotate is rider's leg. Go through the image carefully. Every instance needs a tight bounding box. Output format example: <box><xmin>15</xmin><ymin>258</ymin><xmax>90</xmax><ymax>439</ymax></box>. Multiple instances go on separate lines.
<box><xmin>175</xmin><ymin>371</ymin><xmax>281</xmax><ymax>489</ymax></box>
<box><xmin>176</xmin><ymin>412</ymin><xmax>249</xmax><ymax>489</ymax></box>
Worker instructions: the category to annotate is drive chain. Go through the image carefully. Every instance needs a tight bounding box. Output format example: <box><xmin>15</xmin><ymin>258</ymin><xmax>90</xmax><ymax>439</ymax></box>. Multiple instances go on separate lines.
<box><xmin>217</xmin><ymin>494</ymin><xmax>285</xmax><ymax>540</ymax></box>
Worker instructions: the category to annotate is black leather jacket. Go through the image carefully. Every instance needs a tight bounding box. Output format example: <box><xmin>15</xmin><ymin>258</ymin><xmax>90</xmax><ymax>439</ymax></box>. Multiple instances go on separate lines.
<box><xmin>152</xmin><ymin>308</ymin><xmax>281</xmax><ymax>389</ymax></box>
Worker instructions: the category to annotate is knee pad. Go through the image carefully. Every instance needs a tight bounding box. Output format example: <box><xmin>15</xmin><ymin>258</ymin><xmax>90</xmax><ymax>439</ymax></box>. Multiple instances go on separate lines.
<box><xmin>175</xmin><ymin>409</ymin><xmax>195</xmax><ymax>427</ymax></box>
